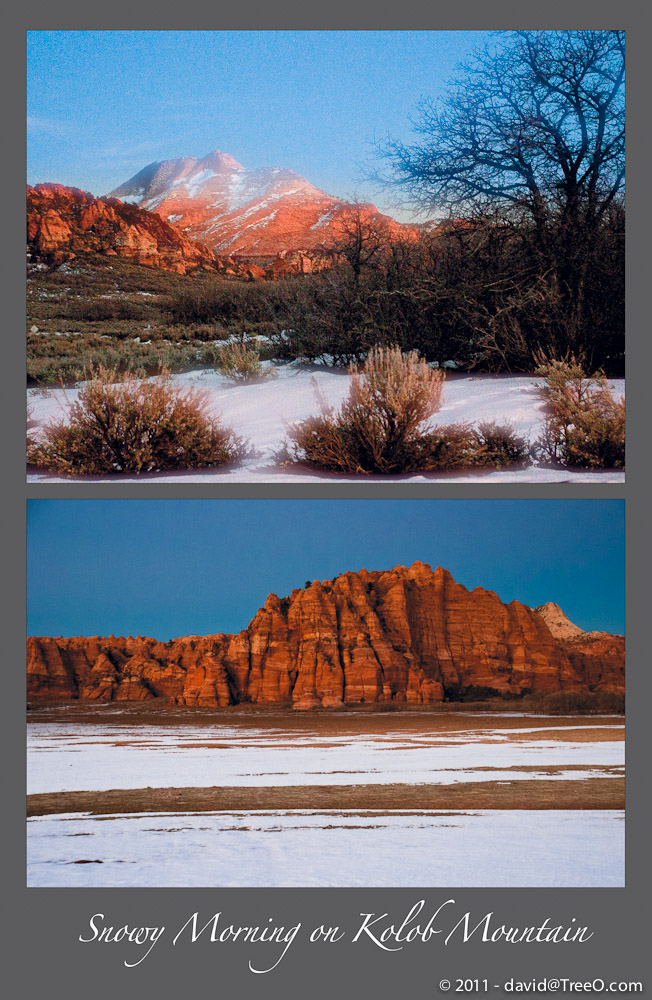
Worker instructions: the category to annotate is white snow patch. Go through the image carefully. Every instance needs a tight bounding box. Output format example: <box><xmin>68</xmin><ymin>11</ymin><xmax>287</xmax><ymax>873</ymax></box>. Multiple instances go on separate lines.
<box><xmin>310</xmin><ymin>208</ymin><xmax>338</xmax><ymax>229</ymax></box>
<box><xmin>27</xmin><ymin>720</ymin><xmax>624</xmax><ymax>794</ymax></box>
<box><xmin>169</xmin><ymin>168</ymin><xmax>217</xmax><ymax>198</ymax></box>
<box><xmin>27</xmin><ymin>809</ymin><xmax>625</xmax><ymax>887</ymax></box>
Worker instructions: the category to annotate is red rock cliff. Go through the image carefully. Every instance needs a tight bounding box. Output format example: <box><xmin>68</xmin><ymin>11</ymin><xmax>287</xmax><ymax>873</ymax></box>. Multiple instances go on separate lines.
<box><xmin>26</xmin><ymin>562</ymin><xmax>625</xmax><ymax>708</ymax></box>
<box><xmin>27</xmin><ymin>183</ymin><xmax>219</xmax><ymax>274</ymax></box>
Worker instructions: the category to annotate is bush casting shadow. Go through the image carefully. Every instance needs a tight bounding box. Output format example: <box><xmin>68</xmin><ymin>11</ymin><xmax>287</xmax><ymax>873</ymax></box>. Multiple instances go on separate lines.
<box><xmin>27</xmin><ymin>366</ymin><xmax>245</xmax><ymax>474</ymax></box>
<box><xmin>286</xmin><ymin>346</ymin><xmax>527</xmax><ymax>474</ymax></box>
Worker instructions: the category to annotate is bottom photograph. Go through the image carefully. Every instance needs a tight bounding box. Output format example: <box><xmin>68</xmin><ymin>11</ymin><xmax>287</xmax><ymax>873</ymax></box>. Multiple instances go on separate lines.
<box><xmin>26</xmin><ymin>498</ymin><xmax>625</xmax><ymax>888</ymax></box>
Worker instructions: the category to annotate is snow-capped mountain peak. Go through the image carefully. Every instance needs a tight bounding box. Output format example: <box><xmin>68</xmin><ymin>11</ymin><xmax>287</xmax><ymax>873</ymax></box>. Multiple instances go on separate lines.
<box><xmin>108</xmin><ymin>149</ymin><xmax>407</xmax><ymax>257</ymax></box>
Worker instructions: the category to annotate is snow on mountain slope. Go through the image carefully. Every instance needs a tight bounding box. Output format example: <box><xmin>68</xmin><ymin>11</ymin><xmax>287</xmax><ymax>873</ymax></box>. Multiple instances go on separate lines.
<box><xmin>109</xmin><ymin>149</ymin><xmax>408</xmax><ymax>256</ymax></box>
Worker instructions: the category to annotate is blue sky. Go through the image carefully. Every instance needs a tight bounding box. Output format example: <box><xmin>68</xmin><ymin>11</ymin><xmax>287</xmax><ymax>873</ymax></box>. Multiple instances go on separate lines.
<box><xmin>26</xmin><ymin>500</ymin><xmax>624</xmax><ymax>640</ymax></box>
<box><xmin>26</xmin><ymin>30</ymin><xmax>489</xmax><ymax>219</ymax></box>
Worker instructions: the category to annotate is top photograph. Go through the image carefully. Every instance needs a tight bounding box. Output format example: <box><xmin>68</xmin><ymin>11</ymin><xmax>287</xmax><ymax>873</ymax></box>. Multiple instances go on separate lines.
<box><xmin>26</xmin><ymin>30</ymin><xmax>625</xmax><ymax>484</ymax></box>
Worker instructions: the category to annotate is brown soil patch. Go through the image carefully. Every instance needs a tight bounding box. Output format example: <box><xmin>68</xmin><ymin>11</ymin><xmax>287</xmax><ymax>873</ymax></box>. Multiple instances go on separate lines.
<box><xmin>498</xmin><ymin>729</ymin><xmax>623</xmax><ymax>743</ymax></box>
<box><xmin>27</xmin><ymin>777</ymin><xmax>624</xmax><ymax>817</ymax></box>
<box><xmin>26</xmin><ymin>703</ymin><xmax>624</xmax><ymax>737</ymax></box>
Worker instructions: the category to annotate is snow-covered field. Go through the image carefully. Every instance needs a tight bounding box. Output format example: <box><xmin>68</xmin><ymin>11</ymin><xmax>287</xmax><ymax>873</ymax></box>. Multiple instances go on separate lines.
<box><xmin>26</xmin><ymin>367</ymin><xmax>625</xmax><ymax>483</ymax></box>
<box><xmin>27</xmin><ymin>718</ymin><xmax>624</xmax><ymax>794</ymax></box>
<box><xmin>26</xmin><ymin>809</ymin><xmax>624</xmax><ymax>887</ymax></box>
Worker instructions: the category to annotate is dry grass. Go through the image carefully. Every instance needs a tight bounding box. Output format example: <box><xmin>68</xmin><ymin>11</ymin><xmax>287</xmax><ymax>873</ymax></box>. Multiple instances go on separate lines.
<box><xmin>213</xmin><ymin>340</ymin><xmax>277</xmax><ymax>382</ymax></box>
<box><xmin>27</xmin><ymin>777</ymin><xmax>624</xmax><ymax>817</ymax></box>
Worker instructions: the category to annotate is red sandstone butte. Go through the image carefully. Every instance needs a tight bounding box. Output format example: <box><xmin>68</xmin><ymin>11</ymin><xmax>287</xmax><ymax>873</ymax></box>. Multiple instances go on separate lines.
<box><xmin>26</xmin><ymin>563</ymin><xmax>625</xmax><ymax>708</ymax></box>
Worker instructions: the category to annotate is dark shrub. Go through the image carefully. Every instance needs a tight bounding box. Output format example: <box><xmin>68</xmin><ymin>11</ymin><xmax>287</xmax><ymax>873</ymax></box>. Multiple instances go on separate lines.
<box><xmin>165</xmin><ymin>280</ymin><xmax>295</xmax><ymax>327</ymax></box>
<box><xmin>522</xmin><ymin>690</ymin><xmax>625</xmax><ymax>715</ymax></box>
<box><xmin>414</xmin><ymin>422</ymin><xmax>527</xmax><ymax>471</ymax></box>
<box><xmin>63</xmin><ymin>299</ymin><xmax>150</xmax><ymax>322</ymax></box>
<box><xmin>411</xmin><ymin>424</ymin><xmax>480</xmax><ymax>470</ymax></box>
<box><xmin>443</xmin><ymin>684</ymin><xmax>506</xmax><ymax>702</ymax></box>
<box><xmin>475</xmin><ymin>422</ymin><xmax>528</xmax><ymax>467</ymax></box>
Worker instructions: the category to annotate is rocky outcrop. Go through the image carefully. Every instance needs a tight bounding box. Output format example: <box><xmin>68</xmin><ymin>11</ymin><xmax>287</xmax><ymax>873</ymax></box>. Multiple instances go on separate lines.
<box><xmin>27</xmin><ymin>183</ymin><xmax>220</xmax><ymax>274</ymax></box>
<box><xmin>560</xmin><ymin>632</ymin><xmax>626</xmax><ymax>694</ymax></box>
<box><xmin>534</xmin><ymin>602</ymin><xmax>586</xmax><ymax>638</ymax></box>
<box><xmin>108</xmin><ymin>149</ymin><xmax>414</xmax><ymax>258</ymax></box>
<box><xmin>533</xmin><ymin>602</ymin><xmax>625</xmax><ymax>693</ymax></box>
<box><xmin>27</xmin><ymin>562</ymin><xmax>625</xmax><ymax>708</ymax></box>
<box><xmin>265</xmin><ymin>249</ymin><xmax>336</xmax><ymax>278</ymax></box>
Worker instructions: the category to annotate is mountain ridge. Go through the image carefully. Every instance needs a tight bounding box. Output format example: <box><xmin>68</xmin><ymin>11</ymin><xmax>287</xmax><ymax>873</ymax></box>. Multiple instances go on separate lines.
<box><xmin>107</xmin><ymin>148</ymin><xmax>414</xmax><ymax>258</ymax></box>
<box><xmin>27</xmin><ymin>561</ymin><xmax>624</xmax><ymax>708</ymax></box>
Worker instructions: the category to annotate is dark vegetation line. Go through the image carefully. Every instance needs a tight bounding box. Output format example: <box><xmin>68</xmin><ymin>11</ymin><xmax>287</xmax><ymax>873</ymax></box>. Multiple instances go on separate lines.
<box><xmin>26</xmin><ymin>199</ymin><xmax>624</xmax><ymax>387</ymax></box>
<box><xmin>27</xmin><ymin>692</ymin><xmax>626</xmax><ymax>715</ymax></box>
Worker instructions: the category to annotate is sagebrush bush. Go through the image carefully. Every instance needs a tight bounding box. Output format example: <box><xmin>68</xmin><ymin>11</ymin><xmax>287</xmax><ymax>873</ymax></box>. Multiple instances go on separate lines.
<box><xmin>534</xmin><ymin>356</ymin><xmax>625</xmax><ymax>468</ymax></box>
<box><xmin>416</xmin><ymin>422</ymin><xmax>528</xmax><ymax>471</ymax></box>
<box><xmin>409</xmin><ymin>423</ymin><xmax>479</xmax><ymax>471</ymax></box>
<box><xmin>286</xmin><ymin>346</ymin><xmax>528</xmax><ymax>474</ymax></box>
<box><xmin>213</xmin><ymin>340</ymin><xmax>276</xmax><ymax>382</ymax></box>
<box><xmin>533</xmin><ymin>352</ymin><xmax>587</xmax><ymax>389</ymax></box>
<box><xmin>352</xmin><ymin>344</ymin><xmax>445</xmax><ymax>421</ymax></box>
<box><xmin>287</xmin><ymin>346</ymin><xmax>445</xmax><ymax>473</ymax></box>
<box><xmin>27</xmin><ymin>366</ymin><xmax>244</xmax><ymax>474</ymax></box>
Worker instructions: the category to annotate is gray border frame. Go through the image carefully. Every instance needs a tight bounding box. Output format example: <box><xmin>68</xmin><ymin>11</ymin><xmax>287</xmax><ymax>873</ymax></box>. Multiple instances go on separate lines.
<box><xmin>12</xmin><ymin>3</ymin><xmax>648</xmax><ymax>997</ymax></box>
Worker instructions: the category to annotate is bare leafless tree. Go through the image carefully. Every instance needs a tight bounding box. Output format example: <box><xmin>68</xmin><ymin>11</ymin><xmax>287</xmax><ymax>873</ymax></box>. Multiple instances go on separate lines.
<box><xmin>376</xmin><ymin>30</ymin><xmax>625</xmax><ymax>348</ymax></box>
<box><xmin>330</xmin><ymin>199</ymin><xmax>393</xmax><ymax>285</ymax></box>
<box><xmin>379</xmin><ymin>31</ymin><xmax>624</xmax><ymax>236</ymax></box>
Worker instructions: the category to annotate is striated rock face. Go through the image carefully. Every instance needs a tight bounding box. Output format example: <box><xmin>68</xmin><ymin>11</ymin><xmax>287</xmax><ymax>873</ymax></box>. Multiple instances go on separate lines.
<box><xmin>27</xmin><ymin>562</ymin><xmax>625</xmax><ymax>708</ymax></box>
<box><xmin>560</xmin><ymin>633</ymin><xmax>626</xmax><ymax>694</ymax></box>
<box><xmin>108</xmin><ymin>149</ymin><xmax>413</xmax><ymax>259</ymax></box>
<box><xmin>27</xmin><ymin>183</ymin><xmax>220</xmax><ymax>274</ymax></box>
